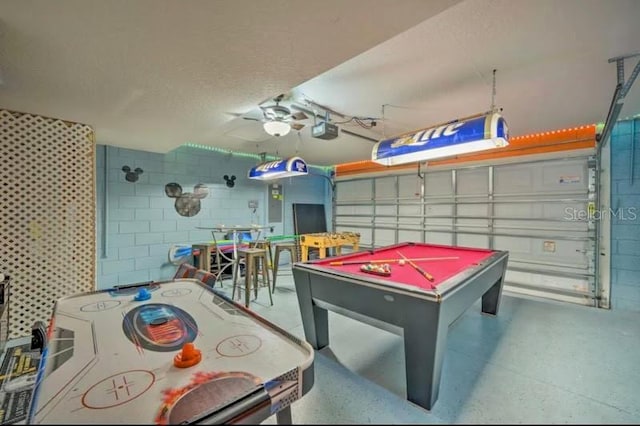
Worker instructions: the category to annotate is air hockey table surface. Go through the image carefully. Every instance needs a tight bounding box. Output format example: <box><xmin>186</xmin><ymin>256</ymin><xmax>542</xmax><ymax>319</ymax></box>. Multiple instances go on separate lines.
<box><xmin>28</xmin><ymin>279</ymin><xmax>314</xmax><ymax>424</ymax></box>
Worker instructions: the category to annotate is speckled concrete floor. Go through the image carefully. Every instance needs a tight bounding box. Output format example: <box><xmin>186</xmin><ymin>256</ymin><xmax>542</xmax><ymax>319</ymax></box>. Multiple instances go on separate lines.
<box><xmin>215</xmin><ymin>266</ymin><xmax>640</xmax><ymax>424</ymax></box>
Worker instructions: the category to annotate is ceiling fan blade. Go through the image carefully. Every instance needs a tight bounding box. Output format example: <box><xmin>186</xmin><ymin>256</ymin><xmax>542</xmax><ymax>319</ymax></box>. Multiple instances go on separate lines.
<box><xmin>291</xmin><ymin>111</ymin><xmax>308</xmax><ymax>121</ymax></box>
<box><xmin>291</xmin><ymin>123</ymin><xmax>305</xmax><ymax>131</ymax></box>
<box><xmin>261</xmin><ymin>107</ymin><xmax>277</xmax><ymax>121</ymax></box>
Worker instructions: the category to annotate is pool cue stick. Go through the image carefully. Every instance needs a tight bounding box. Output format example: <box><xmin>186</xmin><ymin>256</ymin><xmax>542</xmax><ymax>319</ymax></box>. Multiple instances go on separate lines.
<box><xmin>396</xmin><ymin>251</ymin><xmax>435</xmax><ymax>282</ymax></box>
<box><xmin>328</xmin><ymin>256</ymin><xmax>458</xmax><ymax>266</ymax></box>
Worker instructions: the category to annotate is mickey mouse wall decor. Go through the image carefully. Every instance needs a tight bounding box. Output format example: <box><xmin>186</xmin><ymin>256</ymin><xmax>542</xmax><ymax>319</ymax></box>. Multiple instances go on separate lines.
<box><xmin>223</xmin><ymin>175</ymin><xmax>236</xmax><ymax>188</ymax></box>
<box><xmin>164</xmin><ymin>182</ymin><xmax>209</xmax><ymax>217</ymax></box>
<box><xmin>122</xmin><ymin>166</ymin><xmax>143</xmax><ymax>182</ymax></box>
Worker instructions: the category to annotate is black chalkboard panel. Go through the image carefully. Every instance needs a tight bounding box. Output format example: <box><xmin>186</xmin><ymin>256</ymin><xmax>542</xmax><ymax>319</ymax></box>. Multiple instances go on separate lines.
<box><xmin>292</xmin><ymin>203</ymin><xmax>327</xmax><ymax>235</ymax></box>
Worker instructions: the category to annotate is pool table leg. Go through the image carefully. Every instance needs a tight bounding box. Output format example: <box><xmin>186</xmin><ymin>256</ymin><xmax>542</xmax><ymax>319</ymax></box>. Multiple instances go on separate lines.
<box><xmin>404</xmin><ymin>319</ymin><xmax>448</xmax><ymax>411</ymax></box>
<box><xmin>482</xmin><ymin>260</ymin><xmax>507</xmax><ymax>315</ymax></box>
<box><xmin>276</xmin><ymin>406</ymin><xmax>292</xmax><ymax>424</ymax></box>
<box><xmin>294</xmin><ymin>273</ymin><xmax>329</xmax><ymax>349</ymax></box>
<box><xmin>481</xmin><ymin>278</ymin><xmax>503</xmax><ymax>315</ymax></box>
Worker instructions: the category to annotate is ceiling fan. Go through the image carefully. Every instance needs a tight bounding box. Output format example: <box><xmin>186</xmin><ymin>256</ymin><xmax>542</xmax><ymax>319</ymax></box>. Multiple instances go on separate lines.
<box><xmin>243</xmin><ymin>94</ymin><xmax>309</xmax><ymax>137</ymax></box>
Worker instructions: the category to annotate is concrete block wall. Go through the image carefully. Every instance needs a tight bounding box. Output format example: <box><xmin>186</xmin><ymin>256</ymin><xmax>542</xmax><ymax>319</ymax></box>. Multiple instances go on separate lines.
<box><xmin>610</xmin><ymin>117</ymin><xmax>640</xmax><ymax>311</ymax></box>
<box><xmin>96</xmin><ymin>145</ymin><xmax>331</xmax><ymax>290</ymax></box>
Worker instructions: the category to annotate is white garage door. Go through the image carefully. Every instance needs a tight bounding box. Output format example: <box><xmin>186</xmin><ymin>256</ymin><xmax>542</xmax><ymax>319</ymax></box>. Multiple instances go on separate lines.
<box><xmin>334</xmin><ymin>153</ymin><xmax>598</xmax><ymax>306</ymax></box>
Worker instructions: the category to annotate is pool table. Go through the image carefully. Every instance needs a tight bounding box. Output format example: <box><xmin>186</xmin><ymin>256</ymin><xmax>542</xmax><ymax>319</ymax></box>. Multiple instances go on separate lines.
<box><xmin>291</xmin><ymin>241</ymin><xmax>509</xmax><ymax>411</ymax></box>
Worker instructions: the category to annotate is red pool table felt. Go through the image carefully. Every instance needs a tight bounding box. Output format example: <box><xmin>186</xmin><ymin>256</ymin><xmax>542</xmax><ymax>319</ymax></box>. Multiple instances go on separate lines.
<box><xmin>316</xmin><ymin>243</ymin><xmax>495</xmax><ymax>291</ymax></box>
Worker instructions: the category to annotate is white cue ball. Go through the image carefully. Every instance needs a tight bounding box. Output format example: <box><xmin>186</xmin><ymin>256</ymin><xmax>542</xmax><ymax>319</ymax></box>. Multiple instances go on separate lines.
<box><xmin>398</xmin><ymin>259</ymin><xmax>406</xmax><ymax>266</ymax></box>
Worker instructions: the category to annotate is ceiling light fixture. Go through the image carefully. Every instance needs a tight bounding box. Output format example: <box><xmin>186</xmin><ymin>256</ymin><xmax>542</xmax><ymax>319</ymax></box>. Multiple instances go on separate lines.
<box><xmin>263</xmin><ymin>120</ymin><xmax>291</xmax><ymax>137</ymax></box>
<box><xmin>372</xmin><ymin>111</ymin><xmax>509</xmax><ymax>166</ymax></box>
<box><xmin>248</xmin><ymin>156</ymin><xmax>308</xmax><ymax>180</ymax></box>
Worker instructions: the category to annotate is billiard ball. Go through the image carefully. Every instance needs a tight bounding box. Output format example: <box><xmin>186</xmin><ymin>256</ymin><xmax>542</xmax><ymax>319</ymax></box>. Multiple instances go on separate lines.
<box><xmin>398</xmin><ymin>259</ymin><xmax>406</xmax><ymax>266</ymax></box>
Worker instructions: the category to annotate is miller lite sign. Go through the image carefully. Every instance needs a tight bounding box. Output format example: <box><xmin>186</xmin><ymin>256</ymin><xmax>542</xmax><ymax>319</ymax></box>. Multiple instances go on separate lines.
<box><xmin>372</xmin><ymin>112</ymin><xmax>509</xmax><ymax>166</ymax></box>
<box><xmin>248</xmin><ymin>156</ymin><xmax>309</xmax><ymax>180</ymax></box>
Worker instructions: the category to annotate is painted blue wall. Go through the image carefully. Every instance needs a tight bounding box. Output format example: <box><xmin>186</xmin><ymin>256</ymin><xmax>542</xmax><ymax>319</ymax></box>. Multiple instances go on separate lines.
<box><xmin>610</xmin><ymin>117</ymin><xmax>640</xmax><ymax>311</ymax></box>
<box><xmin>96</xmin><ymin>145</ymin><xmax>331</xmax><ymax>290</ymax></box>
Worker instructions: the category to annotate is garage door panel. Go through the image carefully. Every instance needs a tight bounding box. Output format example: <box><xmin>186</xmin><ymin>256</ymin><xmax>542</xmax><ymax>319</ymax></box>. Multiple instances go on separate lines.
<box><xmin>398</xmin><ymin>218</ymin><xmax>421</xmax><ymax>226</ymax></box>
<box><xmin>337</xmin><ymin>180</ymin><xmax>372</xmax><ymax>201</ymax></box>
<box><xmin>457</xmin><ymin>201</ymin><xmax>489</xmax><ymax>235</ymax></box>
<box><xmin>398</xmin><ymin>204</ymin><xmax>421</xmax><ymax>225</ymax></box>
<box><xmin>374</xmin><ymin>229</ymin><xmax>396</xmax><ymax>246</ymax></box>
<box><xmin>375</xmin><ymin>205</ymin><xmax>396</xmax><ymax>215</ymax></box>
<box><xmin>494</xmin><ymin>201</ymin><xmax>589</xmax><ymax>224</ymax></box>
<box><xmin>456</xmin><ymin>220</ymin><xmax>489</xmax><ymax>234</ymax></box>
<box><xmin>399</xmin><ymin>230</ymin><xmax>422</xmax><ymax>242</ymax></box>
<box><xmin>426</xmin><ymin>220</ymin><xmax>453</xmax><ymax>229</ymax></box>
<box><xmin>425</xmin><ymin>231</ymin><xmax>453</xmax><ymax>245</ymax></box>
<box><xmin>426</xmin><ymin>205</ymin><xmax>453</xmax><ymax>226</ymax></box>
<box><xmin>494</xmin><ymin>166</ymin><xmax>534</xmax><ymax>194</ymax></box>
<box><xmin>540</xmin><ymin>161</ymin><xmax>588</xmax><ymax>191</ymax></box>
<box><xmin>458</xmin><ymin>203</ymin><xmax>489</xmax><ymax>216</ymax></box>
<box><xmin>493</xmin><ymin>226</ymin><xmax>588</xmax><ymax>240</ymax></box>
<box><xmin>457</xmin><ymin>233</ymin><xmax>489</xmax><ymax>248</ymax></box>
<box><xmin>494</xmin><ymin>202</ymin><xmax>537</xmax><ymax>217</ymax></box>
<box><xmin>399</xmin><ymin>175</ymin><xmax>422</xmax><ymax>198</ymax></box>
<box><xmin>425</xmin><ymin>204</ymin><xmax>453</xmax><ymax>215</ymax></box>
<box><xmin>457</xmin><ymin>168</ymin><xmax>489</xmax><ymax>194</ymax></box>
<box><xmin>337</xmin><ymin>218</ymin><xmax>371</xmax><ymax>226</ymax></box>
<box><xmin>398</xmin><ymin>219</ymin><xmax>421</xmax><ymax>227</ymax></box>
<box><xmin>504</xmin><ymin>270</ymin><xmax>591</xmax><ymax>303</ymax></box>
<box><xmin>375</xmin><ymin>177</ymin><xmax>396</xmax><ymax>197</ymax></box>
<box><xmin>494</xmin><ymin>236</ymin><xmax>534</xmax><ymax>255</ymax></box>
<box><xmin>494</xmin><ymin>219</ymin><xmax>586</xmax><ymax>234</ymax></box>
<box><xmin>424</xmin><ymin>171</ymin><xmax>452</xmax><ymax>195</ymax></box>
<box><xmin>544</xmin><ymin>201</ymin><xmax>587</xmax><ymax>220</ymax></box>
<box><xmin>336</xmin><ymin>205</ymin><xmax>373</xmax><ymax>216</ymax></box>
<box><xmin>531</xmin><ymin>238</ymin><xmax>589</xmax><ymax>263</ymax></box>
<box><xmin>399</xmin><ymin>204</ymin><xmax>421</xmax><ymax>215</ymax></box>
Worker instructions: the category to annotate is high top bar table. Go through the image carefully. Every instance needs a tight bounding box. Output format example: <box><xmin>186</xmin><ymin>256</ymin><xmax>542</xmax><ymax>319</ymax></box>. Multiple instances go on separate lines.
<box><xmin>196</xmin><ymin>225</ymin><xmax>273</xmax><ymax>292</ymax></box>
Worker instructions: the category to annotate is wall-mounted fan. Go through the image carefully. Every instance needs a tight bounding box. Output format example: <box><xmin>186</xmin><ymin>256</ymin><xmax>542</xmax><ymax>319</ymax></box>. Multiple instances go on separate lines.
<box><xmin>243</xmin><ymin>94</ymin><xmax>309</xmax><ymax>137</ymax></box>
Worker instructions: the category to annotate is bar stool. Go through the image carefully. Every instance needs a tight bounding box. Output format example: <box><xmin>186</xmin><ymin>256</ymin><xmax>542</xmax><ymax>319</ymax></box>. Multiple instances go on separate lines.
<box><xmin>251</xmin><ymin>240</ymin><xmax>273</xmax><ymax>274</ymax></box>
<box><xmin>272</xmin><ymin>242</ymin><xmax>299</xmax><ymax>293</ymax></box>
<box><xmin>232</xmin><ymin>248</ymin><xmax>273</xmax><ymax>308</ymax></box>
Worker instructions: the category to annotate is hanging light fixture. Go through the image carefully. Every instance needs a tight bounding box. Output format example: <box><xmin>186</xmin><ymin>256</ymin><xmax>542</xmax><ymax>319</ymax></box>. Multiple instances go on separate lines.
<box><xmin>263</xmin><ymin>120</ymin><xmax>291</xmax><ymax>137</ymax></box>
<box><xmin>372</xmin><ymin>111</ymin><xmax>509</xmax><ymax>166</ymax></box>
<box><xmin>248</xmin><ymin>156</ymin><xmax>308</xmax><ymax>180</ymax></box>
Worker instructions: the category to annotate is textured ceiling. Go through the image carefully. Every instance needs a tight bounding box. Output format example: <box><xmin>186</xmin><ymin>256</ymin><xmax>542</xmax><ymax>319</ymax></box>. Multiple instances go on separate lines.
<box><xmin>0</xmin><ymin>0</ymin><xmax>459</xmax><ymax>159</ymax></box>
<box><xmin>1</xmin><ymin>0</ymin><xmax>639</xmax><ymax>166</ymax></box>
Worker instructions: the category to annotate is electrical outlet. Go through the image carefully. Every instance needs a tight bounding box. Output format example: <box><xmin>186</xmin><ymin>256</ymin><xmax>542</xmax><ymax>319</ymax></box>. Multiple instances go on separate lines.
<box><xmin>248</xmin><ymin>200</ymin><xmax>258</xmax><ymax>209</ymax></box>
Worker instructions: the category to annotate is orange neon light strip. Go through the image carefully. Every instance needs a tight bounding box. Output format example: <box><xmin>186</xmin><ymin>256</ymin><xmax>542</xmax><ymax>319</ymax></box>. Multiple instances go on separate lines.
<box><xmin>335</xmin><ymin>124</ymin><xmax>596</xmax><ymax>177</ymax></box>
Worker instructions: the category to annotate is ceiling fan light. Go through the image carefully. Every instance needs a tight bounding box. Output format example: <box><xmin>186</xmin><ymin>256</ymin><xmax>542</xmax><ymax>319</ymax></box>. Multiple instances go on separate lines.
<box><xmin>263</xmin><ymin>120</ymin><xmax>291</xmax><ymax>137</ymax></box>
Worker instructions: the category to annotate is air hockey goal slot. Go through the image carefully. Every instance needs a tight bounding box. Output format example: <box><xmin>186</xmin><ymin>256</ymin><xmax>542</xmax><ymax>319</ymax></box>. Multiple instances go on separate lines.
<box><xmin>156</xmin><ymin>372</ymin><xmax>268</xmax><ymax>425</ymax></box>
<box><xmin>110</xmin><ymin>280</ymin><xmax>157</xmax><ymax>296</ymax></box>
<box><xmin>30</xmin><ymin>321</ymin><xmax>47</xmax><ymax>354</ymax></box>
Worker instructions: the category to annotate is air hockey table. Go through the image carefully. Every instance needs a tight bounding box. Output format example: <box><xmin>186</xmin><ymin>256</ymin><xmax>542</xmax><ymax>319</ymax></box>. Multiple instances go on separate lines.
<box><xmin>27</xmin><ymin>279</ymin><xmax>314</xmax><ymax>424</ymax></box>
<box><xmin>292</xmin><ymin>241</ymin><xmax>509</xmax><ymax>411</ymax></box>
